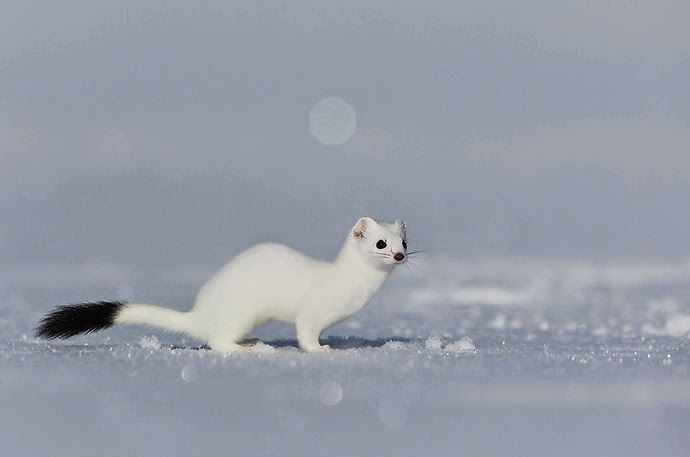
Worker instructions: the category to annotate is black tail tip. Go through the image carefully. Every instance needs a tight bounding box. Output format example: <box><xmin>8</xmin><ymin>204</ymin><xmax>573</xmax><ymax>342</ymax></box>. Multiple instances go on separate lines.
<box><xmin>35</xmin><ymin>301</ymin><xmax>127</xmax><ymax>340</ymax></box>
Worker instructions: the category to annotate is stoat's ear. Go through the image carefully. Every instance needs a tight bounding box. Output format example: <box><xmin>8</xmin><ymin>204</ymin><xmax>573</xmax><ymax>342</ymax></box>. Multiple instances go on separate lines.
<box><xmin>395</xmin><ymin>218</ymin><xmax>406</xmax><ymax>232</ymax></box>
<box><xmin>352</xmin><ymin>217</ymin><xmax>375</xmax><ymax>239</ymax></box>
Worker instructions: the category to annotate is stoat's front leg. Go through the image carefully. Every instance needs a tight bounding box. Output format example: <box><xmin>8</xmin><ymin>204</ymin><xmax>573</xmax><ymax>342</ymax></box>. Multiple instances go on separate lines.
<box><xmin>296</xmin><ymin>318</ymin><xmax>331</xmax><ymax>352</ymax></box>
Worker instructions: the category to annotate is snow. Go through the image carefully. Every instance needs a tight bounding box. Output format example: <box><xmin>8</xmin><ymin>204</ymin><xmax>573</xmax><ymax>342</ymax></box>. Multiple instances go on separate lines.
<box><xmin>444</xmin><ymin>337</ymin><xmax>476</xmax><ymax>354</ymax></box>
<box><xmin>381</xmin><ymin>340</ymin><xmax>406</xmax><ymax>351</ymax></box>
<box><xmin>376</xmin><ymin>395</ymin><xmax>407</xmax><ymax>428</ymax></box>
<box><xmin>139</xmin><ymin>335</ymin><xmax>161</xmax><ymax>350</ymax></box>
<box><xmin>319</xmin><ymin>382</ymin><xmax>344</xmax><ymax>406</ymax></box>
<box><xmin>424</xmin><ymin>335</ymin><xmax>444</xmax><ymax>350</ymax></box>
<box><xmin>2</xmin><ymin>257</ymin><xmax>690</xmax><ymax>456</ymax></box>
<box><xmin>180</xmin><ymin>363</ymin><xmax>199</xmax><ymax>382</ymax></box>
<box><xmin>642</xmin><ymin>314</ymin><xmax>690</xmax><ymax>337</ymax></box>
<box><xmin>251</xmin><ymin>341</ymin><xmax>278</xmax><ymax>354</ymax></box>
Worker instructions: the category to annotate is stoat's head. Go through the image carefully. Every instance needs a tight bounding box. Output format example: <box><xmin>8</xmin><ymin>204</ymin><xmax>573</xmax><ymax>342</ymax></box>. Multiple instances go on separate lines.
<box><xmin>350</xmin><ymin>217</ymin><xmax>407</xmax><ymax>268</ymax></box>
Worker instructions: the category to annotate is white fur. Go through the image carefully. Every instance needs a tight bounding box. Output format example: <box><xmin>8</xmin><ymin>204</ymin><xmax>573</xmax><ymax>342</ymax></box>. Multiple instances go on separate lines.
<box><xmin>115</xmin><ymin>217</ymin><xmax>407</xmax><ymax>352</ymax></box>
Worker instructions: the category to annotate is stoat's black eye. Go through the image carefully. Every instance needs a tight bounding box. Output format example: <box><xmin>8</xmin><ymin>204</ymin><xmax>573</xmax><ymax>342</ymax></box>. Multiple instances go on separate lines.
<box><xmin>376</xmin><ymin>240</ymin><xmax>387</xmax><ymax>249</ymax></box>
<box><xmin>402</xmin><ymin>240</ymin><xmax>407</xmax><ymax>250</ymax></box>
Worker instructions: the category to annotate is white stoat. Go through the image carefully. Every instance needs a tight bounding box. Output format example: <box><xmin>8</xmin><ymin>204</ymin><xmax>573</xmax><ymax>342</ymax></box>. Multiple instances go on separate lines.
<box><xmin>36</xmin><ymin>217</ymin><xmax>408</xmax><ymax>352</ymax></box>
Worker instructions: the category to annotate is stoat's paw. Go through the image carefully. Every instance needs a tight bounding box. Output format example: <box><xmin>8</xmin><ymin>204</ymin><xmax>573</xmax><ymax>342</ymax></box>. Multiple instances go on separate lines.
<box><xmin>299</xmin><ymin>343</ymin><xmax>332</xmax><ymax>353</ymax></box>
<box><xmin>210</xmin><ymin>342</ymin><xmax>252</xmax><ymax>353</ymax></box>
<box><xmin>239</xmin><ymin>338</ymin><xmax>263</xmax><ymax>347</ymax></box>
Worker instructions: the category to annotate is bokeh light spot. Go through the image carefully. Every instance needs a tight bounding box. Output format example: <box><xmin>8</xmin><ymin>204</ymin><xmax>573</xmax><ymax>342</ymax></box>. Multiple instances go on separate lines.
<box><xmin>309</xmin><ymin>97</ymin><xmax>356</xmax><ymax>145</ymax></box>
<box><xmin>319</xmin><ymin>382</ymin><xmax>343</xmax><ymax>406</ymax></box>
<box><xmin>181</xmin><ymin>364</ymin><xmax>199</xmax><ymax>382</ymax></box>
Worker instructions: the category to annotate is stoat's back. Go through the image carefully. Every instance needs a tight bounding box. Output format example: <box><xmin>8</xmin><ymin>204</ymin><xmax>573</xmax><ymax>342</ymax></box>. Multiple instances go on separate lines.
<box><xmin>192</xmin><ymin>243</ymin><xmax>331</xmax><ymax>319</ymax></box>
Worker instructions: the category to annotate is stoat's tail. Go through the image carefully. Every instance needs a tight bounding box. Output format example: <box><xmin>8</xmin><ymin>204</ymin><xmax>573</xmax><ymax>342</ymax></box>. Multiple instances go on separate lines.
<box><xmin>35</xmin><ymin>301</ymin><xmax>196</xmax><ymax>340</ymax></box>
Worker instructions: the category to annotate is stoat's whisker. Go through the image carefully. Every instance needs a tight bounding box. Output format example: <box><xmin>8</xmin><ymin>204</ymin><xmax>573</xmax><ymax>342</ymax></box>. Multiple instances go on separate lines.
<box><xmin>404</xmin><ymin>262</ymin><xmax>422</xmax><ymax>282</ymax></box>
<box><xmin>406</xmin><ymin>249</ymin><xmax>433</xmax><ymax>255</ymax></box>
<box><xmin>407</xmin><ymin>258</ymin><xmax>422</xmax><ymax>274</ymax></box>
<box><xmin>406</xmin><ymin>248</ymin><xmax>431</xmax><ymax>263</ymax></box>
<box><xmin>407</xmin><ymin>254</ymin><xmax>430</xmax><ymax>264</ymax></box>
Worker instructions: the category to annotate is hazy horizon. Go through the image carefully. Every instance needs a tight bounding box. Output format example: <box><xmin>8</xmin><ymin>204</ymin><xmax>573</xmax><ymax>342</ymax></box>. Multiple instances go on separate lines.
<box><xmin>2</xmin><ymin>1</ymin><xmax>689</xmax><ymax>276</ymax></box>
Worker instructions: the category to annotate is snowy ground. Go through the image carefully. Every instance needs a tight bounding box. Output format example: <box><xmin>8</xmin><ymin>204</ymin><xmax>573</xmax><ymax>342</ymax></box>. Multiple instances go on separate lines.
<box><xmin>2</xmin><ymin>256</ymin><xmax>690</xmax><ymax>456</ymax></box>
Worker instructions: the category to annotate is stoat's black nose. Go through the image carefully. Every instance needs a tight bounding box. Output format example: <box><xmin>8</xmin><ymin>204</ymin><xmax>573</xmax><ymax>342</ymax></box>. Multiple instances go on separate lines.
<box><xmin>394</xmin><ymin>253</ymin><xmax>405</xmax><ymax>262</ymax></box>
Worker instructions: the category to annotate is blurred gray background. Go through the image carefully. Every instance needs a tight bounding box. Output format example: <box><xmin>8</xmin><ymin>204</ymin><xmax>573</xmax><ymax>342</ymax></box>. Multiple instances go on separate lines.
<box><xmin>1</xmin><ymin>0</ymin><xmax>689</xmax><ymax>283</ymax></box>
<box><xmin>3</xmin><ymin>7</ymin><xmax>690</xmax><ymax>457</ymax></box>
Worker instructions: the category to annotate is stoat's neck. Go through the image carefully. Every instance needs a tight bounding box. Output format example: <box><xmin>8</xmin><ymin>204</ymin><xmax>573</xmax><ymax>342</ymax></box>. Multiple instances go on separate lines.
<box><xmin>331</xmin><ymin>239</ymin><xmax>392</xmax><ymax>308</ymax></box>
<box><xmin>334</xmin><ymin>239</ymin><xmax>392</xmax><ymax>274</ymax></box>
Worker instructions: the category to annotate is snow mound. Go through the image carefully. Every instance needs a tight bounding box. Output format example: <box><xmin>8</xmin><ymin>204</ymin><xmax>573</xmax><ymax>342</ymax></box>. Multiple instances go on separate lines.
<box><xmin>382</xmin><ymin>340</ymin><xmax>407</xmax><ymax>351</ymax></box>
<box><xmin>425</xmin><ymin>336</ymin><xmax>444</xmax><ymax>350</ymax></box>
<box><xmin>642</xmin><ymin>314</ymin><xmax>690</xmax><ymax>337</ymax></box>
<box><xmin>251</xmin><ymin>342</ymin><xmax>277</xmax><ymax>354</ymax></box>
<box><xmin>445</xmin><ymin>338</ymin><xmax>476</xmax><ymax>353</ymax></box>
<box><xmin>139</xmin><ymin>335</ymin><xmax>161</xmax><ymax>349</ymax></box>
<box><xmin>424</xmin><ymin>336</ymin><xmax>476</xmax><ymax>353</ymax></box>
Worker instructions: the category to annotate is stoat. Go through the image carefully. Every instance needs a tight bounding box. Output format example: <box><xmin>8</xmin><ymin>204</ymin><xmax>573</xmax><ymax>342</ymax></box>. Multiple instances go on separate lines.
<box><xmin>36</xmin><ymin>217</ymin><xmax>408</xmax><ymax>353</ymax></box>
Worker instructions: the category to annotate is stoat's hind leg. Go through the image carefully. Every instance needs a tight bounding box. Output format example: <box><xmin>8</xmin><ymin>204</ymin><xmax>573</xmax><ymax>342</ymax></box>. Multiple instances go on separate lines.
<box><xmin>207</xmin><ymin>320</ymin><xmax>256</xmax><ymax>353</ymax></box>
<box><xmin>239</xmin><ymin>338</ymin><xmax>263</xmax><ymax>346</ymax></box>
<box><xmin>207</xmin><ymin>340</ymin><xmax>251</xmax><ymax>353</ymax></box>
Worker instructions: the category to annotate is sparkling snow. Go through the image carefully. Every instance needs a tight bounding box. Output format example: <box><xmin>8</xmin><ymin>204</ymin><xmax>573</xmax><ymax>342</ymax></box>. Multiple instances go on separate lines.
<box><xmin>2</xmin><ymin>257</ymin><xmax>690</xmax><ymax>456</ymax></box>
